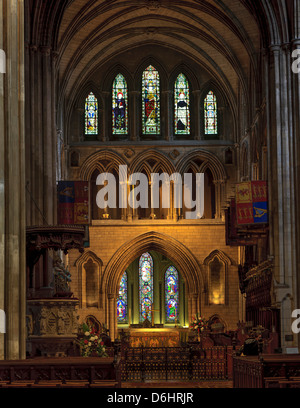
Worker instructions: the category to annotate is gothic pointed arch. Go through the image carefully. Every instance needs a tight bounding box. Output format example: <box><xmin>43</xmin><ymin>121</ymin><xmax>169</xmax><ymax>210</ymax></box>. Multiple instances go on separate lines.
<box><xmin>112</xmin><ymin>73</ymin><xmax>129</xmax><ymax>136</ymax></box>
<box><xmin>203</xmin><ymin>250</ymin><xmax>235</xmax><ymax>306</ymax></box>
<box><xmin>103</xmin><ymin>231</ymin><xmax>203</xmax><ymax>339</ymax></box>
<box><xmin>203</xmin><ymin>249</ymin><xmax>235</xmax><ymax>266</ymax></box>
<box><xmin>105</xmin><ymin>231</ymin><xmax>203</xmax><ymax>296</ymax></box>
<box><xmin>200</xmin><ymin>80</ymin><xmax>235</xmax><ymax>142</ymax></box>
<box><xmin>75</xmin><ymin>251</ymin><xmax>103</xmax><ymax>309</ymax></box>
<box><xmin>79</xmin><ymin>150</ymin><xmax>127</xmax><ymax>181</ymax></box>
<box><xmin>67</xmin><ymin>81</ymin><xmax>102</xmax><ymax>143</ymax></box>
<box><xmin>142</xmin><ymin>64</ymin><xmax>161</xmax><ymax>135</ymax></box>
<box><xmin>130</xmin><ymin>149</ymin><xmax>175</xmax><ymax>176</ymax></box>
<box><xmin>174</xmin><ymin>73</ymin><xmax>191</xmax><ymax>136</ymax></box>
<box><xmin>176</xmin><ymin>150</ymin><xmax>227</xmax><ymax>182</ymax></box>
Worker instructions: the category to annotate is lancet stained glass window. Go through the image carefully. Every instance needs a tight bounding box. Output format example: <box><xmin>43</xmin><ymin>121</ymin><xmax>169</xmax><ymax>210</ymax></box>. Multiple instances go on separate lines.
<box><xmin>204</xmin><ymin>91</ymin><xmax>218</xmax><ymax>135</ymax></box>
<box><xmin>142</xmin><ymin>65</ymin><xmax>160</xmax><ymax>135</ymax></box>
<box><xmin>85</xmin><ymin>92</ymin><xmax>98</xmax><ymax>135</ymax></box>
<box><xmin>112</xmin><ymin>74</ymin><xmax>128</xmax><ymax>134</ymax></box>
<box><xmin>165</xmin><ymin>266</ymin><xmax>179</xmax><ymax>323</ymax></box>
<box><xmin>117</xmin><ymin>272</ymin><xmax>128</xmax><ymax>323</ymax></box>
<box><xmin>174</xmin><ymin>74</ymin><xmax>190</xmax><ymax>135</ymax></box>
<box><xmin>139</xmin><ymin>253</ymin><xmax>153</xmax><ymax>322</ymax></box>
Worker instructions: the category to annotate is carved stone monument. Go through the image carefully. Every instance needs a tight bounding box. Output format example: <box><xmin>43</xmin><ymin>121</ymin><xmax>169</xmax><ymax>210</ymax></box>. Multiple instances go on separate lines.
<box><xmin>27</xmin><ymin>298</ymin><xmax>79</xmax><ymax>357</ymax></box>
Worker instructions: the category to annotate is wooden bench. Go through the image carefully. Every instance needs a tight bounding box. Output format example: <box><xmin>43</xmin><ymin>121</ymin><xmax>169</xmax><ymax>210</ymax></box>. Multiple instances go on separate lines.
<box><xmin>0</xmin><ymin>381</ymin><xmax>9</xmax><ymax>388</ymax></box>
<box><xmin>89</xmin><ymin>380</ymin><xmax>119</xmax><ymax>388</ymax></box>
<box><xmin>60</xmin><ymin>380</ymin><xmax>90</xmax><ymax>388</ymax></box>
<box><xmin>264</xmin><ymin>377</ymin><xmax>285</xmax><ymax>388</ymax></box>
<box><xmin>2</xmin><ymin>380</ymin><xmax>36</xmax><ymax>388</ymax></box>
<box><xmin>31</xmin><ymin>380</ymin><xmax>63</xmax><ymax>388</ymax></box>
<box><xmin>279</xmin><ymin>379</ymin><xmax>300</xmax><ymax>388</ymax></box>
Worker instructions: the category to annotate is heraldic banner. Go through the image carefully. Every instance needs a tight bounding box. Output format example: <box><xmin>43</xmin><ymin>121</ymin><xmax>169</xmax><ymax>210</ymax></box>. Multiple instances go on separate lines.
<box><xmin>236</xmin><ymin>181</ymin><xmax>268</xmax><ymax>225</ymax></box>
<box><xmin>57</xmin><ymin>181</ymin><xmax>89</xmax><ymax>225</ymax></box>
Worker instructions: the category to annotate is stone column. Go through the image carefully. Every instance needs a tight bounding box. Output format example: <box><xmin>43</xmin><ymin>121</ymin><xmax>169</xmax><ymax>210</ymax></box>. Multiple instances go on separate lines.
<box><xmin>162</xmin><ymin>90</ymin><xmax>171</xmax><ymax>141</ymax></box>
<box><xmin>102</xmin><ymin>91</ymin><xmax>109</xmax><ymax>142</ymax></box>
<box><xmin>0</xmin><ymin>4</ymin><xmax>4</xmax><ymax>360</ymax></box>
<box><xmin>266</xmin><ymin>42</ymin><xmax>299</xmax><ymax>351</ymax></box>
<box><xmin>0</xmin><ymin>0</ymin><xmax>26</xmax><ymax>360</ymax></box>
<box><xmin>108</xmin><ymin>294</ymin><xmax>116</xmax><ymax>341</ymax></box>
<box><xmin>129</xmin><ymin>91</ymin><xmax>140</xmax><ymax>141</ymax></box>
<box><xmin>188</xmin><ymin>296</ymin><xmax>193</xmax><ymax>327</ymax></box>
<box><xmin>214</xmin><ymin>179</ymin><xmax>226</xmax><ymax>220</ymax></box>
<box><xmin>25</xmin><ymin>41</ymin><xmax>57</xmax><ymax>226</ymax></box>
<box><xmin>292</xmin><ymin>36</ymin><xmax>300</xmax><ymax>351</ymax></box>
<box><xmin>192</xmin><ymin>90</ymin><xmax>201</xmax><ymax>140</ymax></box>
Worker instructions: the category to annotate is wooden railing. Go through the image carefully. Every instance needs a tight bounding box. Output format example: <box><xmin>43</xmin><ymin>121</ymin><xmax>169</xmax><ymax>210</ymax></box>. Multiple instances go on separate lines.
<box><xmin>121</xmin><ymin>345</ymin><xmax>233</xmax><ymax>382</ymax></box>
<box><xmin>0</xmin><ymin>355</ymin><xmax>121</xmax><ymax>388</ymax></box>
<box><xmin>233</xmin><ymin>354</ymin><xmax>300</xmax><ymax>388</ymax></box>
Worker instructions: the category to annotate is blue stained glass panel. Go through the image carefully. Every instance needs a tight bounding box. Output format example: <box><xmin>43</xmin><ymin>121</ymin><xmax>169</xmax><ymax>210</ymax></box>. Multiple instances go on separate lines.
<box><xmin>112</xmin><ymin>74</ymin><xmax>128</xmax><ymax>134</ymax></box>
<box><xmin>204</xmin><ymin>91</ymin><xmax>217</xmax><ymax>135</ymax></box>
<box><xmin>142</xmin><ymin>66</ymin><xmax>160</xmax><ymax>135</ymax></box>
<box><xmin>139</xmin><ymin>253</ymin><xmax>153</xmax><ymax>321</ymax></box>
<box><xmin>165</xmin><ymin>266</ymin><xmax>179</xmax><ymax>323</ymax></box>
<box><xmin>117</xmin><ymin>272</ymin><xmax>128</xmax><ymax>323</ymax></box>
<box><xmin>85</xmin><ymin>92</ymin><xmax>98</xmax><ymax>135</ymax></box>
<box><xmin>174</xmin><ymin>73</ymin><xmax>190</xmax><ymax>135</ymax></box>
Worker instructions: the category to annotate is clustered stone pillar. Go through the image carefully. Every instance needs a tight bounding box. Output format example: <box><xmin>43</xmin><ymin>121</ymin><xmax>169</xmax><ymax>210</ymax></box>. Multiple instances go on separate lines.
<box><xmin>265</xmin><ymin>37</ymin><xmax>300</xmax><ymax>351</ymax></box>
<box><xmin>107</xmin><ymin>294</ymin><xmax>116</xmax><ymax>341</ymax></box>
<box><xmin>0</xmin><ymin>0</ymin><xmax>26</xmax><ymax>360</ymax></box>
<box><xmin>25</xmin><ymin>44</ymin><xmax>57</xmax><ymax>226</ymax></box>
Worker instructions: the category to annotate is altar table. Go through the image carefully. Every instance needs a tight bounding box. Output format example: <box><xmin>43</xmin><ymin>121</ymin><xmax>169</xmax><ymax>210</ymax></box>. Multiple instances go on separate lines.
<box><xmin>129</xmin><ymin>328</ymin><xmax>180</xmax><ymax>348</ymax></box>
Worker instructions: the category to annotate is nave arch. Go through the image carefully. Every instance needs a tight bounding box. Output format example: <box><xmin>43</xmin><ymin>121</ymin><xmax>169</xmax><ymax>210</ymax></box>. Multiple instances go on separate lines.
<box><xmin>102</xmin><ymin>231</ymin><xmax>204</xmax><ymax>340</ymax></box>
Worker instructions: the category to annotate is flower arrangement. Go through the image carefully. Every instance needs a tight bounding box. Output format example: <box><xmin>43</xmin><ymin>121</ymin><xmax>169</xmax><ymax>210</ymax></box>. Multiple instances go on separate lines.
<box><xmin>190</xmin><ymin>313</ymin><xmax>208</xmax><ymax>334</ymax></box>
<box><xmin>79</xmin><ymin>323</ymin><xmax>108</xmax><ymax>357</ymax></box>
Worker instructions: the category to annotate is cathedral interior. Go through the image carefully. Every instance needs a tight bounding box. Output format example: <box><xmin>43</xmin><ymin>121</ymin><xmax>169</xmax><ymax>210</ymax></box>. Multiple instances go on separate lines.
<box><xmin>0</xmin><ymin>0</ymin><xmax>300</xmax><ymax>389</ymax></box>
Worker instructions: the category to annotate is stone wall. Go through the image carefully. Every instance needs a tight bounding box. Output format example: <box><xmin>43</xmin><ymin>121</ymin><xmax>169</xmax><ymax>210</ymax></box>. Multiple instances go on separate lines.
<box><xmin>68</xmin><ymin>221</ymin><xmax>241</xmax><ymax>340</ymax></box>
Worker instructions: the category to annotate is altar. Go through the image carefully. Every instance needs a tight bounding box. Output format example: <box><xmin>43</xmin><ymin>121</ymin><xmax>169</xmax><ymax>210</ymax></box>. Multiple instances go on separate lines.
<box><xmin>129</xmin><ymin>328</ymin><xmax>180</xmax><ymax>348</ymax></box>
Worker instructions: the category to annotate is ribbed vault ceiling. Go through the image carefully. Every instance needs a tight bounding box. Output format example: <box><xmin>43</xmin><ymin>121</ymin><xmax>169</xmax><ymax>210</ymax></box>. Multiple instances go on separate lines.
<box><xmin>52</xmin><ymin>0</ymin><xmax>261</xmax><ymax>105</ymax></box>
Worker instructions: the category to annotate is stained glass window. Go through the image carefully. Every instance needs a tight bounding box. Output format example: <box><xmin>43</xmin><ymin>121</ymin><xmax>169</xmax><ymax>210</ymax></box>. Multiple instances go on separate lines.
<box><xmin>112</xmin><ymin>74</ymin><xmax>128</xmax><ymax>134</ymax></box>
<box><xmin>204</xmin><ymin>91</ymin><xmax>218</xmax><ymax>135</ymax></box>
<box><xmin>142</xmin><ymin>65</ymin><xmax>160</xmax><ymax>135</ymax></box>
<box><xmin>139</xmin><ymin>253</ymin><xmax>153</xmax><ymax>322</ymax></box>
<box><xmin>85</xmin><ymin>92</ymin><xmax>98</xmax><ymax>135</ymax></box>
<box><xmin>117</xmin><ymin>272</ymin><xmax>128</xmax><ymax>323</ymax></box>
<box><xmin>174</xmin><ymin>74</ymin><xmax>190</xmax><ymax>135</ymax></box>
<box><xmin>165</xmin><ymin>266</ymin><xmax>179</xmax><ymax>323</ymax></box>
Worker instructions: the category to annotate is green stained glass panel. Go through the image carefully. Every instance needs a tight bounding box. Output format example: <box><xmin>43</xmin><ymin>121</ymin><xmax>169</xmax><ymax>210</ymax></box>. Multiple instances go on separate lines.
<box><xmin>112</xmin><ymin>74</ymin><xmax>128</xmax><ymax>134</ymax></box>
<box><xmin>204</xmin><ymin>91</ymin><xmax>217</xmax><ymax>135</ymax></box>
<box><xmin>142</xmin><ymin>65</ymin><xmax>160</xmax><ymax>135</ymax></box>
<box><xmin>174</xmin><ymin>74</ymin><xmax>190</xmax><ymax>135</ymax></box>
<box><xmin>85</xmin><ymin>92</ymin><xmax>98</xmax><ymax>135</ymax></box>
<box><xmin>165</xmin><ymin>266</ymin><xmax>179</xmax><ymax>323</ymax></box>
<box><xmin>117</xmin><ymin>271</ymin><xmax>128</xmax><ymax>323</ymax></box>
<box><xmin>139</xmin><ymin>253</ymin><xmax>153</xmax><ymax>321</ymax></box>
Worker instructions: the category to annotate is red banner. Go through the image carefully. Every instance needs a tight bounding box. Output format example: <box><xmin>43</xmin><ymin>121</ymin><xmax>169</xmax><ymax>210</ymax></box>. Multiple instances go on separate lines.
<box><xmin>236</xmin><ymin>181</ymin><xmax>268</xmax><ymax>225</ymax></box>
<box><xmin>57</xmin><ymin>181</ymin><xmax>89</xmax><ymax>225</ymax></box>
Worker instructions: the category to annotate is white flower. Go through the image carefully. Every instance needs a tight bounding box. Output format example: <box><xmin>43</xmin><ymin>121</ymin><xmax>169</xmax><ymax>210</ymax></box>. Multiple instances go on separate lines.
<box><xmin>84</xmin><ymin>331</ymin><xmax>90</xmax><ymax>336</ymax></box>
<box><xmin>88</xmin><ymin>342</ymin><xmax>91</xmax><ymax>346</ymax></box>
<box><xmin>90</xmin><ymin>336</ymin><xmax>95</xmax><ymax>341</ymax></box>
